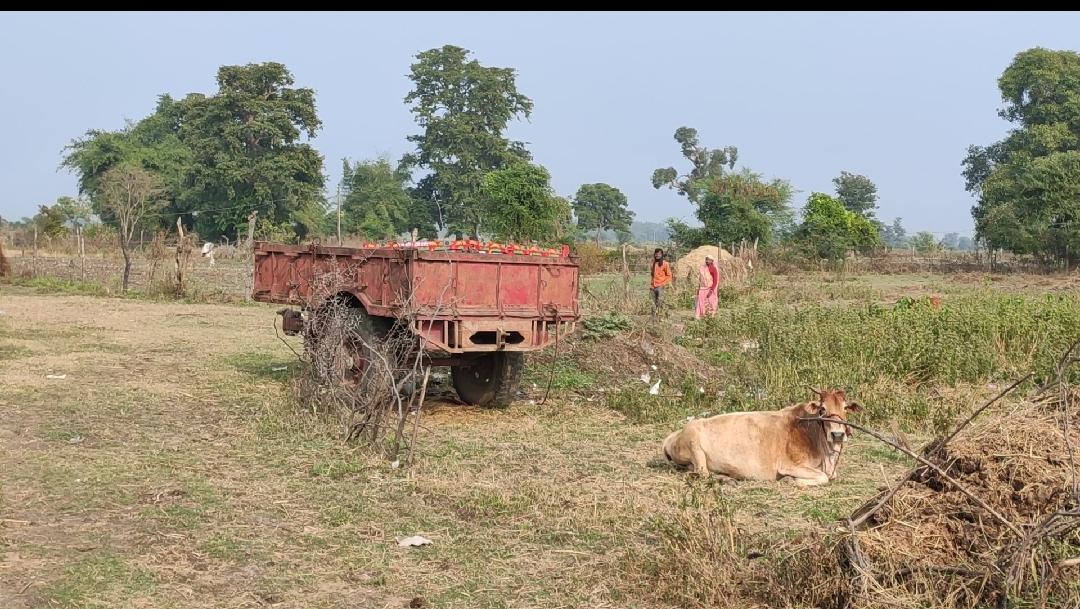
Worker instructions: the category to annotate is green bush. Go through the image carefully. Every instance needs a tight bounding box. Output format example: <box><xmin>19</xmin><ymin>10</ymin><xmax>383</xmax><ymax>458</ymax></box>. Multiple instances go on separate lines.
<box><xmin>582</xmin><ymin>312</ymin><xmax>632</xmax><ymax>340</ymax></box>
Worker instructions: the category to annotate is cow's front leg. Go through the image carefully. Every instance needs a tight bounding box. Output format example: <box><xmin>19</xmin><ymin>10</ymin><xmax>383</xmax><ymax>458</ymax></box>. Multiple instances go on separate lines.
<box><xmin>778</xmin><ymin>465</ymin><xmax>829</xmax><ymax>487</ymax></box>
<box><xmin>688</xmin><ymin>441</ymin><xmax>710</xmax><ymax>477</ymax></box>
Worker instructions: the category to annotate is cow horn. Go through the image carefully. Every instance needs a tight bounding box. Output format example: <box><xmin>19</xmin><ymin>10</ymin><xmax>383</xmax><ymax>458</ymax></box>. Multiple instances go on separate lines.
<box><xmin>806</xmin><ymin>385</ymin><xmax>823</xmax><ymax>397</ymax></box>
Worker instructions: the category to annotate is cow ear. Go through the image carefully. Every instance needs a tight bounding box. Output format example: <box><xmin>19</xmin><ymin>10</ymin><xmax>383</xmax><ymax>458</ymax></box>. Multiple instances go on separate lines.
<box><xmin>845</xmin><ymin>401</ymin><xmax>863</xmax><ymax>413</ymax></box>
<box><xmin>803</xmin><ymin>401</ymin><xmax>824</xmax><ymax>416</ymax></box>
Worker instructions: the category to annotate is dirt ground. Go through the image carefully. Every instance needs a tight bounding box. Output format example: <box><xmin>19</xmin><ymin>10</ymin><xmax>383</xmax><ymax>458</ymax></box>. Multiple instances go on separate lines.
<box><xmin>1</xmin><ymin>288</ymin><xmax>914</xmax><ymax>608</ymax></box>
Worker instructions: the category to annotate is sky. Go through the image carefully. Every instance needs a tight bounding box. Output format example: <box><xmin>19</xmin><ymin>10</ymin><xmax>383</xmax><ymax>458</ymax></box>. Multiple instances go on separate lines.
<box><xmin>2</xmin><ymin>11</ymin><xmax>1079</xmax><ymax>236</ymax></box>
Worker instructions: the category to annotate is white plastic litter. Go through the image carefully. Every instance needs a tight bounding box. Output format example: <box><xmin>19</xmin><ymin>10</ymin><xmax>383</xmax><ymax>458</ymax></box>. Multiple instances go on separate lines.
<box><xmin>396</xmin><ymin>535</ymin><xmax>433</xmax><ymax>547</ymax></box>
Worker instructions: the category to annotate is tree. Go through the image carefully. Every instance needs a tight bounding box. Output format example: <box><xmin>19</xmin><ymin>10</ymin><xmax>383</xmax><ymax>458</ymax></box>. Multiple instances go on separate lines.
<box><xmin>551</xmin><ymin>196</ymin><xmax>577</xmax><ymax>244</ymax></box>
<box><xmin>572</xmin><ymin>183</ymin><xmax>634</xmax><ymax>243</ymax></box>
<box><xmin>963</xmin><ymin>48</ymin><xmax>1080</xmax><ymax>264</ymax></box>
<box><xmin>479</xmin><ymin>163</ymin><xmax>562</xmax><ymax>242</ymax></box>
<box><xmin>63</xmin><ymin>95</ymin><xmax>191</xmax><ymax>229</ymax></box>
<box><xmin>795</xmin><ymin>192</ymin><xmax>881</xmax><ymax>260</ymax></box>
<box><xmin>651</xmin><ymin>127</ymin><xmax>737</xmax><ymax>203</ymax></box>
<box><xmin>179</xmin><ymin>62</ymin><xmax>325</xmax><ymax>240</ymax></box>
<box><xmin>909</xmin><ymin>231</ymin><xmax>939</xmax><ymax>254</ymax></box>
<box><xmin>402</xmin><ymin>45</ymin><xmax>533</xmax><ymax>236</ymax></box>
<box><xmin>880</xmin><ymin>217</ymin><xmax>908</xmax><ymax>248</ymax></box>
<box><xmin>695</xmin><ymin>171</ymin><xmax>794</xmax><ymax>248</ymax></box>
<box><xmin>98</xmin><ymin>165</ymin><xmax>165</xmax><ymax>292</ymax></box>
<box><xmin>337</xmin><ymin>158</ymin><xmax>432</xmax><ymax>240</ymax></box>
<box><xmin>653</xmin><ymin>128</ymin><xmax>791</xmax><ymax>248</ymax></box>
<box><xmin>832</xmin><ymin>171</ymin><xmax>879</xmax><ymax>217</ymax></box>
<box><xmin>33</xmin><ymin>204</ymin><xmax>68</xmax><ymax>239</ymax></box>
<box><xmin>957</xmin><ymin>235</ymin><xmax>974</xmax><ymax>251</ymax></box>
<box><xmin>52</xmin><ymin>196</ymin><xmax>93</xmax><ymax>230</ymax></box>
<box><xmin>940</xmin><ymin>232</ymin><xmax>960</xmax><ymax>250</ymax></box>
<box><xmin>665</xmin><ymin>218</ymin><xmax>706</xmax><ymax>250</ymax></box>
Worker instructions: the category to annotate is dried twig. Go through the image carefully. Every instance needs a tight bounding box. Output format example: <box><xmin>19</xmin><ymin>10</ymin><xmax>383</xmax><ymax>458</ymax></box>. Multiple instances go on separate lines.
<box><xmin>407</xmin><ymin>366</ymin><xmax>431</xmax><ymax>467</ymax></box>
<box><xmin>804</xmin><ymin>416</ymin><xmax>1023</xmax><ymax>538</ymax></box>
<box><xmin>850</xmin><ymin>373</ymin><xmax>1030</xmax><ymax>530</ymax></box>
<box><xmin>291</xmin><ymin>262</ymin><xmax>447</xmax><ymax>465</ymax></box>
<box><xmin>540</xmin><ymin>313</ymin><xmax>561</xmax><ymax>406</ymax></box>
<box><xmin>936</xmin><ymin>373</ymin><xmax>1031</xmax><ymax>450</ymax></box>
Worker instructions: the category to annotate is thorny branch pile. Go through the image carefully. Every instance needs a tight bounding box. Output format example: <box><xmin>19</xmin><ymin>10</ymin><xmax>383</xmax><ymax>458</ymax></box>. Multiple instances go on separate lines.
<box><xmin>801</xmin><ymin>341</ymin><xmax>1080</xmax><ymax>608</ymax></box>
<box><xmin>286</xmin><ymin>265</ymin><xmax>434</xmax><ymax>465</ymax></box>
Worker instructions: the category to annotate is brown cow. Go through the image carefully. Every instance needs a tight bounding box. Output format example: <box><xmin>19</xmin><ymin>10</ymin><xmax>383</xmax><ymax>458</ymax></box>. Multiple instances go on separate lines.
<box><xmin>662</xmin><ymin>388</ymin><xmax>862</xmax><ymax>486</ymax></box>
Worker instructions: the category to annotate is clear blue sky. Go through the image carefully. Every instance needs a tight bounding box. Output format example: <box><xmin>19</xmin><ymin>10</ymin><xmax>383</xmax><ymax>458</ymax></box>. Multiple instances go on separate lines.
<box><xmin>3</xmin><ymin>11</ymin><xmax>1079</xmax><ymax>235</ymax></box>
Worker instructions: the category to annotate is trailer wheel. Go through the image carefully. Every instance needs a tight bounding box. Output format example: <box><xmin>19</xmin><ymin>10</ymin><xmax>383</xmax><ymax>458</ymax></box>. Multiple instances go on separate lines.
<box><xmin>305</xmin><ymin>305</ymin><xmax>383</xmax><ymax>387</ymax></box>
<box><xmin>451</xmin><ymin>352</ymin><xmax>524</xmax><ymax>407</ymax></box>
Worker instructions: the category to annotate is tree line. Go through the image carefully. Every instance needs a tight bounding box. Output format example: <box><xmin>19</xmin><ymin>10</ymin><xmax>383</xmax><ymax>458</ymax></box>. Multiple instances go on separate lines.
<box><xmin>7</xmin><ymin>45</ymin><xmax>1075</xmax><ymax>265</ymax></box>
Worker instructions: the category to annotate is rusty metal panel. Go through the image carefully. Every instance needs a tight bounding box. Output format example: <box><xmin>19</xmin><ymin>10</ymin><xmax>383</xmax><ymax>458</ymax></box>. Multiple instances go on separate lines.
<box><xmin>252</xmin><ymin>242</ymin><xmax>581</xmax><ymax>354</ymax></box>
<box><xmin>498</xmin><ymin>263</ymin><xmax>540</xmax><ymax>312</ymax></box>
<box><xmin>540</xmin><ymin>263</ymin><xmax>579</xmax><ymax>318</ymax></box>
<box><xmin>411</xmin><ymin>260</ymin><xmax>456</xmax><ymax>312</ymax></box>
<box><xmin>454</xmin><ymin>261</ymin><xmax>499</xmax><ymax>312</ymax></box>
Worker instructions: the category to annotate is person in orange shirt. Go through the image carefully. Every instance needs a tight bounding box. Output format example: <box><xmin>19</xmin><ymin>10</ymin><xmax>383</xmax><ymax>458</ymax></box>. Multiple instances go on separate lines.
<box><xmin>650</xmin><ymin>248</ymin><xmax>673</xmax><ymax>317</ymax></box>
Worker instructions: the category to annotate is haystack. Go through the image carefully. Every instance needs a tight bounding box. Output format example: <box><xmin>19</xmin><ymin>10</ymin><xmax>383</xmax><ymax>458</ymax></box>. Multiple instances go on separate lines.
<box><xmin>674</xmin><ymin>245</ymin><xmax>737</xmax><ymax>282</ymax></box>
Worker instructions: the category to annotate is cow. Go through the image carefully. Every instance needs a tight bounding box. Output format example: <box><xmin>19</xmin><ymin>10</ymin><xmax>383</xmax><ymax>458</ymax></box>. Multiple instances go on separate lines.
<box><xmin>662</xmin><ymin>388</ymin><xmax>863</xmax><ymax>486</ymax></box>
<box><xmin>201</xmin><ymin>242</ymin><xmax>215</xmax><ymax>267</ymax></box>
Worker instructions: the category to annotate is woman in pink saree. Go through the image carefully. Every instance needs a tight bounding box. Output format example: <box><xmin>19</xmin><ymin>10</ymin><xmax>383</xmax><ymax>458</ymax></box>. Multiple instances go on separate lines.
<box><xmin>695</xmin><ymin>255</ymin><xmax>719</xmax><ymax>319</ymax></box>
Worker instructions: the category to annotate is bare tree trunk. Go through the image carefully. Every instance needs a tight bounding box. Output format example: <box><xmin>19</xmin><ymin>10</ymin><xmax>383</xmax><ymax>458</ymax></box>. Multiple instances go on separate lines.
<box><xmin>32</xmin><ymin>226</ymin><xmax>38</xmax><ymax>277</ymax></box>
<box><xmin>595</xmin><ymin>227</ymin><xmax>601</xmax><ymax>245</ymax></box>
<box><xmin>174</xmin><ymin>217</ymin><xmax>185</xmax><ymax>298</ymax></box>
<box><xmin>121</xmin><ymin>246</ymin><xmax>132</xmax><ymax>292</ymax></box>
<box><xmin>246</xmin><ymin>211</ymin><xmax>258</xmax><ymax>302</ymax></box>
<box><xmin>621</xmin><ymin>243</ymin><xmax>630</xmax><ymax>310</ymax></box>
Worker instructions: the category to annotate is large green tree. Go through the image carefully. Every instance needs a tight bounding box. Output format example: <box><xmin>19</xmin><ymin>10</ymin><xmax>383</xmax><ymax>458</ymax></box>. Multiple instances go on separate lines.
<box><xmin>572</xmin><ymin>183</ymin><xmax>634</xmax><ymax>243</ymax></box>
<box><xmin>179</xmin><ymin>62</ymin><xmax>325</xmax><ymax>239</ymax></box>
<box><xmin>339</xmin><ymin>158</ymin><xmax>429</xmax><ymax>240</ymax></box>
<box><xmin>402</xmin><ymin>45</ymin><xmax>533</xmax><ymax>236</ymax></box>
<box><xmin>62</xmin><ymin>95</ymin><xmax>190</xmax><ymax>228</ymax></box>
<box><xmin>795</xmin><ymin>192</ymin><xmax>881</xmax><ymax>260</ymax></box>
<box><xmin>653</xmin><ymin>128</ymin><xmax>791</xmax><ymax>248</ymax></box>
<box><xmin>832</xmin><ymin>171</ymin><xmax>878</xmax><ymax>217</ymax></box>
<box><xmin>63</xmin><ymin>63</ymin><xmax>324</xmax><ymax>241</ymax></box>
<box><xmin>963</xmin><ymin>48</ymin><xmax>1080</xmax><ymax>264</ymax></box>
<box><xmin>479</xmin><ymin>163</ymin><xmax>563</xmax><ymax>242</ymax></box>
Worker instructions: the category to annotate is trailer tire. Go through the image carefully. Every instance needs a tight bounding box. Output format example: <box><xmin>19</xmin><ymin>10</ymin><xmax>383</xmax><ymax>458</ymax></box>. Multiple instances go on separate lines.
<box><xmin>304</xmin><ymin>305</ymin><xmax>385</xmax><ymax>386</ymax></box>
<box><xmin>451</xmin><ymin>352</ymin><xmax>524</xmax><ymax>407</ymax></box>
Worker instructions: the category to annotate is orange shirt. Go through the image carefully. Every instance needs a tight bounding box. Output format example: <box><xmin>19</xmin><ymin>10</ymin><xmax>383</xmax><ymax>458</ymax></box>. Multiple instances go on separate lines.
<box><xmin>651</xmin><ymin>260</ymin><xmax>673</xmax><ymax>288</ymax></box>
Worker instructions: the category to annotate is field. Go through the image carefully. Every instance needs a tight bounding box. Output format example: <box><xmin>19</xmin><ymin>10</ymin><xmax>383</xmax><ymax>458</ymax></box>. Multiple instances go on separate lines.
<box><xmin>2</xmin><ymin>268</ymin><xmax>1079</xmax><ymax>608</ymax></box>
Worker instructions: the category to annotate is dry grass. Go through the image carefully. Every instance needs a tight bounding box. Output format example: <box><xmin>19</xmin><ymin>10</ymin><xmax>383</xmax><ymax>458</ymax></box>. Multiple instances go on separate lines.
<box><xmin>0</xmin><ymin>288</ymin><xmax>910</xmax><ymax>608</ymax></box>
<box><xmin>4</xmin><ymin>266</ymin><xmax>1079</xmax><ymax>608</ymax></box>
